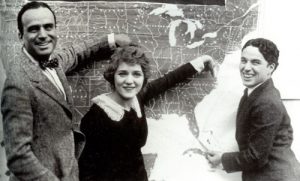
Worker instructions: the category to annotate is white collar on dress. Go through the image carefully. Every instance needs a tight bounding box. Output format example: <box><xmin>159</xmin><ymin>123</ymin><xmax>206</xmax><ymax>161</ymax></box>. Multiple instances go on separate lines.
<box><xmin>91</xmin><ymin>93</ymin><xmax>142</xmax><ymax>122</ymax></box>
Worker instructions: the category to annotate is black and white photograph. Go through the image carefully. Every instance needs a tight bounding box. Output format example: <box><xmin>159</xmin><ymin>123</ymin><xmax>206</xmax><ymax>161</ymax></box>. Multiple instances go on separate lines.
<box><xmin>1</xmin><ymin>0</ymin><xmax>300</xmax><ymax>180</ymax></box>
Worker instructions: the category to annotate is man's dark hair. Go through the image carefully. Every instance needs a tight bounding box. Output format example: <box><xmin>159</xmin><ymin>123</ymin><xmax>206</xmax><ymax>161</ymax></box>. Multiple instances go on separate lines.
<box><xmin>17</xmin><ymin>1</ymin><xmax>57</xmax><ymax>38</ymax></box>
<box><xmin>242</xmin><ymin>38</ymin><xmax>279</xmax><ymax>70</ymax></box>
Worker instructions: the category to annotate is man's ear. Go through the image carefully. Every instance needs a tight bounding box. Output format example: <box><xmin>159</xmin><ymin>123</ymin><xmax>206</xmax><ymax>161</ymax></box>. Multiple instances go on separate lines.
<box><xmin>18</xmin><ymin>32</ymin><xmax>23</xmax><ymax>40</ymax></box>
<box><xmin>268</xmin><ymin>63</ymin><xmax>276</xmax><ymax>73</ymax></box>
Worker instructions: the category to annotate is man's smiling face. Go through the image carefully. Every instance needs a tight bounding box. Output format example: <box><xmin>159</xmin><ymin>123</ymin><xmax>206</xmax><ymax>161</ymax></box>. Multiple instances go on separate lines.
<box><xmin>20</xmin><ymin>7</ymin><xmax>57</xmax><ymax>61</ymax></box>
<box><xmin>239</xmin><ymin>46</ymin><xmax>275</xmax><ymax>88</ymax></box>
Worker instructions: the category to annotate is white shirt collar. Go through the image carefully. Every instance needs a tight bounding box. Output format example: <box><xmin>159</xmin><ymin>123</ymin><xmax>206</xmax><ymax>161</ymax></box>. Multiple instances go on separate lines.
<box><xmin>23</xmin><ymin>47</ymin><xmax>66</xmax><ymax>99</ymax></box>
<box><xmin>247</xmin><ymin>79</ymin><xmax>269</xmax><ymax>96</ymax></box>
<box><xmin>91</xmin><ymin>93</ymin><xmax>142</xmax><ymax>122</ymax></box>
<box><xmin>22</xmin><ymin>47</ymin><xmax>52</xmax><ymax>67</ymax></box>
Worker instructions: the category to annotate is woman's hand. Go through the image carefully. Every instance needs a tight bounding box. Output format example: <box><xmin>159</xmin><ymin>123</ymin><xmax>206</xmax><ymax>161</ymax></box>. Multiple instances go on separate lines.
<box><xmin>190</xmin><ymin>55</ymin><xmax>217</xmax><ymax>77</ymax></box>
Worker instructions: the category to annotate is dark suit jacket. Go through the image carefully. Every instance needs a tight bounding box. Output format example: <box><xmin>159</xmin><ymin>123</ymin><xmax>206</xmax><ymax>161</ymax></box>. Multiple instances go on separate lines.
<box><xmin>222</xmin><ymin>79</ymin><xmax>300</xmax><ymax>181</ymax></box>
<box><xmin>1</xmin><ymin>37</ymin><xmax>112</xmax><ymax>181</ymax></box>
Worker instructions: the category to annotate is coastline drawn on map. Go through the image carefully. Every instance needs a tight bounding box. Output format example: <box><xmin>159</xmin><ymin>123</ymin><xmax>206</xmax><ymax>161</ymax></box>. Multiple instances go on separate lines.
<box><xmin>0</xmin><ymin>0</ymin><xmax>260</xmax><ymax>180</ymax></box>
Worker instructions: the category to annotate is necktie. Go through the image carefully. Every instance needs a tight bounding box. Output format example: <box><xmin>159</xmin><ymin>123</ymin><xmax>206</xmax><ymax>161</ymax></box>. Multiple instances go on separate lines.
<box><xmin>243</xmin><ymin>88</ymin><xmax>248</xmax><ymax>97</ymax></box>
<box><xmin>237</xmin><ymin>88</ymin><xmax>248</xmax><ymax>119</ymax></box>
<box><xmin>40</xmin><ymin>58</ymin><xmax>58</xmax><ymax>69</ymax></box>
<box><xmin>238</xmin><ymin>88</ymin><xmax>248</xmax><ymax>108</ymax></box>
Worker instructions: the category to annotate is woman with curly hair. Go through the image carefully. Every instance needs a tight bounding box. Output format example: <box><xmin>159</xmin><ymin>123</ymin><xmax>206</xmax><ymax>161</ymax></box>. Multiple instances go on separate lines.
<box><xmin>79</xmin><ymin>45</ymin><xmax>215</xmax><ymax>181</ymax></box>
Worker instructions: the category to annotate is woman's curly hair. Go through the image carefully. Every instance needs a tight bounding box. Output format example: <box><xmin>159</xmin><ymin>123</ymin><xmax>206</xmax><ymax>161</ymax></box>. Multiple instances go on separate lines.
<box><xmin>103</xmin><ymin>45</ymin><xmax>151</xmax><ymax>89</ymax></box>
<box><xmin>242</xmin><ymin>38</ymin><xmax>279</xmax><ymax>71</ymax></box>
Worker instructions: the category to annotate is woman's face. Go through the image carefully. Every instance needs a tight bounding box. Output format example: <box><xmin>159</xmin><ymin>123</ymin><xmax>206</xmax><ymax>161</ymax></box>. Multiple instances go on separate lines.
<box><xmin>114</xmin><ymin>62</ymin><xmax>144</xmax><ymax>100</ymax></box>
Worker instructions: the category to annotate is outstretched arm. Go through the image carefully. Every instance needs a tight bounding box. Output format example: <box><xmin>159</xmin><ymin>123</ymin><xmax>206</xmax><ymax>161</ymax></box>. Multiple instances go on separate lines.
<box><xmin>54</xmin><ymin>33</ymin><xmax>131</xmax><ymax>73</ymax></box>
<box><xmin>206</xmin><ymin>101</ymin><xmax>283</xmax><ymax>173</ymax></box>
<box><xmin>140</xmin><ymin>55</ymin><xmax>216</xmax><ymax>103</ymax></box>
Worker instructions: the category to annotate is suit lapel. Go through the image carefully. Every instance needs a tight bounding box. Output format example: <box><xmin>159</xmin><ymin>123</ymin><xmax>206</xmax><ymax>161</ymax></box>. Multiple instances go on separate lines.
<box><xmin>237</xmin><ymin>79</ymin><xmax>273</xmax><ymax>115</ymax></box>
<box><xmin>237</xmin><ymin>89</ymin><xmax>248</xmax><ymax>119</ymax></box>
<box><xmin>246</xmin><ymin>79</ymin><xmax>273</xmax><ymax>106</ymax></box>
<box><xmin>236</xmin><ymin>79</ymin><xmax>274</xmax><ymax>141</ymax></box>
<box><xmin>20</xmin><ymin>55</ymin><xmax>72</xmax><ymax>114</ymax></box>
<box><xmin>55</xmin><ymin>67</ymin><xmax>73</xmax><ymax>105</ymax></box>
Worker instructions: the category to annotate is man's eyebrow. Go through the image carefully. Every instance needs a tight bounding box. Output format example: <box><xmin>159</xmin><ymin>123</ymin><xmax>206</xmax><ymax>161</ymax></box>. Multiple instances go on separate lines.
<box><xmin>251</xmin><ymin>59</ymin><xmax>261</xmax><ymax>62</ymax></box>
<box><xmin>27</xmin><ymin>24</ymin><xmax>40</xmax><ymax>29</ymax></box>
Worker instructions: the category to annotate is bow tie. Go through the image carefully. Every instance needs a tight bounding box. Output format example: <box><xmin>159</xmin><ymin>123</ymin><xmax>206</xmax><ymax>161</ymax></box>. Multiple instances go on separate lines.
<box><xmin>39</xmin><ymin>58</ymin><xmax>59</xmax><ymax>69</ymax></box>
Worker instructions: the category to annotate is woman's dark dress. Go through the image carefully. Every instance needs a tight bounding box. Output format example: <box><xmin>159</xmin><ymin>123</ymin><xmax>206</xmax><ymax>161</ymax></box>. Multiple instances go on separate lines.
<box><xmin>79</xmin><ymin>63</ymin><xmax>197</xmax><ymax>181</ymax></box>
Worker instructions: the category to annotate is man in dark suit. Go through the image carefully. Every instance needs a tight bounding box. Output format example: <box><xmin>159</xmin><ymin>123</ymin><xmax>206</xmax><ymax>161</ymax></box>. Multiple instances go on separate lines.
<box><xmin>1</xmin><ymin>1</ymin><xmax>131</xmax><ymax>181</ymax></box>
<box><xmin>206</xmin><ymin>38</ymin><xmax>300</xmax><ymax>181</ymax></box>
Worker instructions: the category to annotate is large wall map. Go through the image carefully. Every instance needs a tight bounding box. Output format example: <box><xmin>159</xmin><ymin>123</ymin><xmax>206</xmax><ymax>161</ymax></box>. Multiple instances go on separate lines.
<box><xmin>0</xmin><ymin>0</ymin><xmax>260</xmax><ymax>180</ymax></box>
<box><xmin>46</xmin><ymin>0</ymin><xmax>226</xmax><ymax>5</ymax></box>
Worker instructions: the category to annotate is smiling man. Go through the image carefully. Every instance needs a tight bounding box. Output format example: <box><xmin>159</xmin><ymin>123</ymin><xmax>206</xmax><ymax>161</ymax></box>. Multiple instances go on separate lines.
<box><xmin>206</xmin><ymin>38</ymin><xmax>300</xmax><ymax>181</ymax></box>
<box><xmin>1</xmin><ymin>1</ymin><xmax>131</xmax><ymax>181</ymax></box>
<box><xmin>20</xmin><ymin>5</ymin><xmax>57</xmax><ymax>63</ymax></box>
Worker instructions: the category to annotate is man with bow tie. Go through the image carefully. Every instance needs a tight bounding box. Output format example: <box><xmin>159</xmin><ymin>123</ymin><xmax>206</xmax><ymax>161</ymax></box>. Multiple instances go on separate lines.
<box><xmin>1</xmin><ymin>1</ymin><xmax>131</xmax><ymax>181</ymax></box>
<box><xmin>206</xmin><ymin>38</ymin><xmax>300</xmax><ymax>181</ymax></box>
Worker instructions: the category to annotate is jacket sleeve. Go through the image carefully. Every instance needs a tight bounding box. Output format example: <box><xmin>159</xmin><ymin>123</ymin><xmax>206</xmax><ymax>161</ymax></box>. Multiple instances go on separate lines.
<box><xmin>54</xmin><ymin>35</ymin><xmax>113</xmax><ymax>74</ymax></box>
<box><xmin>1</xmin><ymin>76</ymin><xmax>60</xmax><ymax>181</ymax></box>
<box><xmin>140</xmin><ymin>63</ymin><xmax>197</xmax><ymax>103</ymax></box>
<box><xmin>221</xmin><ymin>100</ymin><xmax>282</xmax><ymax>173</ymax></box>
